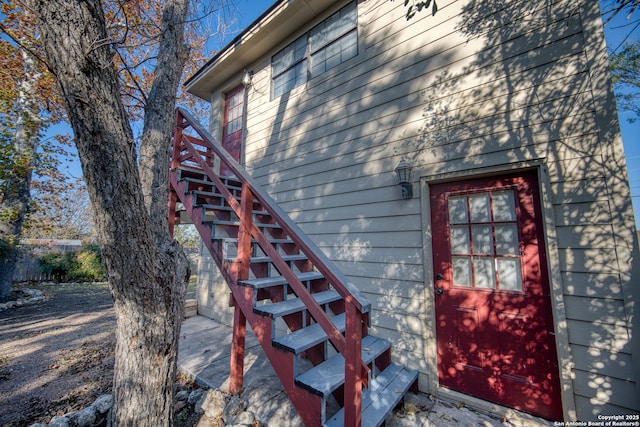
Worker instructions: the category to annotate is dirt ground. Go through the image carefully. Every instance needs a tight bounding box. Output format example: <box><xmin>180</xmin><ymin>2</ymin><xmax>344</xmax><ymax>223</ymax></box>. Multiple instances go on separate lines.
<box><xmin>0</xmin><ymin>282</ymin><xmax>201</xmax><ymax>427</ymax></box>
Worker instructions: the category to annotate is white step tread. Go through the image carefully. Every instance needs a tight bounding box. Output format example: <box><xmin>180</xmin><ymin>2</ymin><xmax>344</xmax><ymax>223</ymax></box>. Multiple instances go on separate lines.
<box><xmin>239</xmin><ymin>271</ymin><xmax>323</xmax><ymax>289</ymax></box>
<box><xmin>295</xmin><ymin>335</ymin><xmax>391</xmax><ymax>397</ymax></box>
<box><xmin>217</xmin><ymin>237</ymin><xmax>293</xmax><ymax>245</ymax></box>
<box><xmin>323</xmin><ymin>363</ymin><xmax>418</xmax><ymax>427</ymax></box>
<box><xmin>249</xmin><ymin>254</ymin><xmax>307</xmax><ymax>263</ymax></box>
<box><xmin>273</xmin><ymin>313</ymin><xmax>346</xmax><ymax>354</ymax></box>
<box><xmin>254</xmin><ymin>289</ymin><xmax>342</xmax><ymax>318</ymax></box>
<box><xmin>179</xmin><ymin>176</ymin><xmax>213</xmax><ymax>186</ymax></box>
<box><xmin>198</xmin><ymin>204</ymin><xmax>269</xmax><ymax>216</ymax></box>
<box><xmin>205</xmin><ymin>219</ymin><xmax>280</xmax><ymax>228</ymax></box>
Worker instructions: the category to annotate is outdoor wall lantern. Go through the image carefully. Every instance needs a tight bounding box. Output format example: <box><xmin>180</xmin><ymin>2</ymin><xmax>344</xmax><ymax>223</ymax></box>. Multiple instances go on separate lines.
<box><xmin>242</xmin><ymin>69</ymin><xmax>253</xmax><ymax>87</ymax></box>
<box><xmin>394</xmin><ymin>159</ymin><xmax>413</xmax><ymax>199</ymax></box>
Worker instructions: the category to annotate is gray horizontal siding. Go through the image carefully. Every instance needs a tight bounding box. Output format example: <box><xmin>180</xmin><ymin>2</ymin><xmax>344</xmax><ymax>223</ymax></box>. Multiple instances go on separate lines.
<box><xmin>561</xmin><ymin>272</ymin><xmax>623</xmax><ymax>299</ymax></box>
<box><xmin>573</xmin><ymin>370</ymin><xmax>638</xmax><ymax>410</ymax></box>
<box><xmin>198</xmin><ymin>0</ymin><xmax>637</xmax><ymax>417</ymax></box>
<box><xmin>564</xmin><ymin>295</ymin><xmax>629</xmax><ymax>326</ymax></box>
<box><xmin>573</xmin><ymin>395</ymin><xmax>638</xmax><ymax>418</ymax></box>
<box><xmin>567</xmin><ymin>319</ymin><xmax>631</xmax><ymax>353</ymax></box>
<box><xmin>571</xmin><ymin>345</ymin><xmax>634</xmax><ymax>381</ymax></box>
<box><xmin>555</xmin><ymin>225</ymin><xmax>616</xmax><ymax>249</ymax></box>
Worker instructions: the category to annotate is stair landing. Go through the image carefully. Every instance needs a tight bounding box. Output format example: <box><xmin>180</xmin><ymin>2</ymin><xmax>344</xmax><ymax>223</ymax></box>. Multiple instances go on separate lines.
<box><xmin>178</xmin><ymin>316</ymin><xmax>546</xmax><ymax>427</ymax></box>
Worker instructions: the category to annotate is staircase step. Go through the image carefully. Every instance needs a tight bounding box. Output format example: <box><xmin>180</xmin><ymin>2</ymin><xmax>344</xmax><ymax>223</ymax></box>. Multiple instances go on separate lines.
<box><xmin>192</xmin><ymin>189</ymin><xmax>238</xmax><ymax>200</ymax></box>
<box><xmin>295</xmin><ymin>335</ymin><xmax>391</xmax><ymax>397</ymax></box>
<box><xmin>254</xmin><ymin>289</ymin><xmax>342</xmax><ymax>318</ymax></box>
<box><xmin>175</xmin><ymin>165</ymin><xmax>207</xmax><ymax>179</ymax></box>
<box><xmin>249</xmin><ymin>254</ymin><xmax>307</xmax><ymax>264</ymax></box>
<box><xmin>219</xmin><ymin>237</ymin><xmax>294</xmax><ymax>246</ymax></box>
<box><xmin>239</xmin><ymin>271</ymin><xmax>324</xmax><ymax>289</ymax></box>
<box><xmin>273</xmin><ymin>313</ymin><xmax>346</xmax><ymax>354</ymax></box>
<box><xmin>179</xmin><ymin>176</ymin><xmax>213</xmax><ymax>187</ymax></box>
<box><xmin>323</xmin><ymin>363</ymin><xmax>418</xmax><ymax>427</ymax></box>
<box><xmin>198</xmin><ymin>204</ymin><xmax>270</xmax><ymax>217</ymax></box>
<box><xmin>205</xmin><ymin>219</ymin><xmax>280</xmax><ymax>228</ymax></box>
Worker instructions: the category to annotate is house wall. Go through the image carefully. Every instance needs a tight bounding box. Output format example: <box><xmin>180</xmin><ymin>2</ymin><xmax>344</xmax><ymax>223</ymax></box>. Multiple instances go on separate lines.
<box><xmin>198</xmin><ymin>0</ymin><xmax>639</xmax><ymax>419</ymax></box>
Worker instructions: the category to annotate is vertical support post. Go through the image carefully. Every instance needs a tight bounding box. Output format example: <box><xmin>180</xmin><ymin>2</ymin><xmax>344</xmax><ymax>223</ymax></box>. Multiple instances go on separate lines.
<box><xmin>229</xmin><ymin>296</ymin><xmax>247</xmax><ymax>395</ymax></box>
<box><xmin>344</xmin><ymin>301</ymin><xmax>363</xmax><ymax>427</ymax></box>
<box><xmin>237</xmin><ymin>182</ymin><xmax>253</xmax><ymax>277</ymax></box>
<box><xmin>229</xmin><ymin>182</ymin><xmax>254</xmax><ymax>395</ymax></box>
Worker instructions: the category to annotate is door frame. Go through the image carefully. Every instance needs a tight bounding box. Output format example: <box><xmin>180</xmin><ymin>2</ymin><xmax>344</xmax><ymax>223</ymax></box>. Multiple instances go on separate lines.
<box><xmin>419</xmin><ymin>162</ymin><xmax>577</xmax><ymax>421</ymax></box>
<box><xmin>211</xmin><ymin>83</ymin><xmax>249</xmax><ymax>174</ymax></box>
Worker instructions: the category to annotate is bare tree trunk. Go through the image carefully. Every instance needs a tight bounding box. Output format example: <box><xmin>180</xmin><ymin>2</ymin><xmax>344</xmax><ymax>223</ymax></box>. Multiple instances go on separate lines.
<box><xmin>27</xmin><ymin>0</ymin><xmax>189</xmax><ymax>425</ymax></box>
<box><xmin>0</xmin><ymin>49</ymin><xmax>41</xmax><ymax>300</ymax></box>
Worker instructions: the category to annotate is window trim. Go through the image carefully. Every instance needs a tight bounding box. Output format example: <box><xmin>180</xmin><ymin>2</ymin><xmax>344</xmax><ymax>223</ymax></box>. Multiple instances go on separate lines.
<box><xmin>271</xmin><ymin>1</ymin><xmax>358</xmax><ymax>99</ymax></box>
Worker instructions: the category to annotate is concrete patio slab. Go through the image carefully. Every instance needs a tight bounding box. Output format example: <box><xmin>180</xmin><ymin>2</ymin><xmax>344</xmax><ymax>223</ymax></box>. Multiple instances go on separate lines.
<box><xmin>178</xmin><ymin>315</ymin><xmax>552</xmax><ymax>427</ymax></box>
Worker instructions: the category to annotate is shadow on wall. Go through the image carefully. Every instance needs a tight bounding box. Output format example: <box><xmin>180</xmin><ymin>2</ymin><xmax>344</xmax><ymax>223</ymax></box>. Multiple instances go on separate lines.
<box><xmin>239</xmin><ymin>0</ymin><xmax>637</xmax><ymax>418</ymax></box>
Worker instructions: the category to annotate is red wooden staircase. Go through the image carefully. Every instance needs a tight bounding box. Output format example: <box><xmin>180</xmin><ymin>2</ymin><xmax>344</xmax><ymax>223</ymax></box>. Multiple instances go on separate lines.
<box><xmin>168</xmin><ymin>107</ymin><xmax>418</xmax><ymax>427</ymax></box>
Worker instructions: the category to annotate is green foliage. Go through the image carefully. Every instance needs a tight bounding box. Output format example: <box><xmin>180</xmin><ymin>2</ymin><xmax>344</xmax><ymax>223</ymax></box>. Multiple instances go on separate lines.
<box><xmin>0</xmin><ymin>238</ymin><xmax>8</xmax><ymax>260</ymax></box>
<box><xmin>403</xmin><ymin>0</ymin><xmax>438</xmax><ymax>20</ymax></box>
<box><xmin>173</xmin><ymin>224</ymin><xmax>199</xmax><ymax>249</ymax></box>
<box><xmin>37</xmin><ymin>250</ymin><xmax>72</xmax><ymax>281</ymax></box>
<box><xmin>72</xmin><ymin>244</ymin><xmax>103</xmax><ymax>281</ymax></box>
<box><xmin>0</xmin><ymin>235</ymin><xmax>17</xmax><ymax>260</ymax></box>
<box><xmin>37</xmin><ymin>244</ymin><xmax>105</xmax><ymax>282</ymax></box>
<box><xmin>610</xmin><ymin>40</ymin><xmax>640</xmax><ymax>122</ymax></box>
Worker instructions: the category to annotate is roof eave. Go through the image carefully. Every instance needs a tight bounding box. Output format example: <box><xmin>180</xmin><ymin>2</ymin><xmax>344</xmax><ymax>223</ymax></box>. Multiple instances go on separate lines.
<box><xmin>185</xmin><ymin>0</ymin><xmax>336</xmax><ymax>100</ymax></box>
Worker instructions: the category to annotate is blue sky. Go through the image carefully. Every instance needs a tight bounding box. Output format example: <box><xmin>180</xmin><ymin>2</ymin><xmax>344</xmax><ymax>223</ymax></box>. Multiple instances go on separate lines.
<box><xmin>599</xmin><ymin>5</ymin><xmax>640</xmax><ymax>230</ymax></box>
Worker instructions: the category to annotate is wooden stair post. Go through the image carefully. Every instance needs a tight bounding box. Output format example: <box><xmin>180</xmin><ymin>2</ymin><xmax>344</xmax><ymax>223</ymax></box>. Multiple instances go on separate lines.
<box><xmin>229</xmin><ymin>182</ymin><xmax>254</xmax><ymax>394</ymax></box>
<box><xmin>230</xmin><ymin>296</ymin><xmax>247</xmax><ymax>395</ymax></box>
<box><xmin>344</xmin><ymin>301</ymin><xmax>363</xmax><ymax>427</ymax></box>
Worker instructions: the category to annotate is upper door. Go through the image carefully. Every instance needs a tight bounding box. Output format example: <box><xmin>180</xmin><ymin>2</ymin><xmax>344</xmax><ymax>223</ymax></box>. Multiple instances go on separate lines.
<box><xmin>221</xmin><ymin>85</ymin><xmax>245</xmax><ymax>176</ymax></box>
<box><xmin>430</xmin><ymin>171</ymin><xmax>562</xmax><ymax>421</ymax></box>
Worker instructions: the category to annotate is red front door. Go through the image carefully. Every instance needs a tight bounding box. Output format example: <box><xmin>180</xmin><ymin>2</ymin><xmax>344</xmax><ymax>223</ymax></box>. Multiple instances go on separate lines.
<box><xmin>430</xmin><ymin>171</ymin><xmax>562</xmax><ymax>421</ymax></box>
<box><xmin>221</xmin><ymin>85</ymin><xmax>244</xmax><ymax>176</ymax></box>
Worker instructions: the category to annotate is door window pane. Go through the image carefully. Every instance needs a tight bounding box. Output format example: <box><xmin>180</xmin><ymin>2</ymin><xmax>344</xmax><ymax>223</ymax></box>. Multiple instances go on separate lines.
<box><xmin>472</xmin><ymin>225</ymin><xmax>493</xmax><ymax>254</ymax></box>
<box><xmin>498</xmin><ymin>258</ymin><xmax>522</xmax><ymax>291</ymax></box>
<box><xmin>474</xmin><ymin>258</ymin><xmax>496</xmax><ymax>288</ymax></box>
<box><xmin>493</xmin><ymin>190</ymin><xmax>516</xmax><ymax>221</ymax></box>
<box><xmin>225</xmin><ymin>92</ymin><xmax>244</xmax><ymax>135</ymax></box>
<box><xmin>448</xmin><ymin>196</ymin><xmax>468</xmax><ymax>224</ymax></box>
<box><xmin>451</xmin><ymin>226</ymin><xmax>470</xmax><ymax>254</ymax></box>
<box><xmin>452</xmin><ymin>256</ymin><xmax>472</xmax><ymax>287</ymax></box>
<box><xmin>495</xmin><ymin>224</ymin><xmax>518</xmax><ymax>255</ymax></box>
<box><xmin>469</xmin><ymin>193</ymin><xmax>490</xmax><ymax>222</ymax></box>
<box><xmin>445</xmin><ymin>187</ymin><xmax>523</xmax><ymax>292</ymax></box>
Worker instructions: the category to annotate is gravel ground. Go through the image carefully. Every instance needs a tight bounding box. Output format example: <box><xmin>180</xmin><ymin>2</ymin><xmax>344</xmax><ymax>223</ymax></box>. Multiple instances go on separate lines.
<box><xmin>0</xmin><ymin>282</ymin><xmax>115</xmax><ymax>426</ymax></box>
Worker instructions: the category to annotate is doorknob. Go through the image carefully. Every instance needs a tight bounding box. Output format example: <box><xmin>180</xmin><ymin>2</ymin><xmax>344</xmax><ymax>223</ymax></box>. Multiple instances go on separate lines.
<box><xmin>435</xmin><ymin>273</ymin><xmax>444</xmax><ymax>280</ymax></box>
<box><xmin>435</xmin><ymin>287</ymin><xmax>444</xmax><ymax>295</ymax></box>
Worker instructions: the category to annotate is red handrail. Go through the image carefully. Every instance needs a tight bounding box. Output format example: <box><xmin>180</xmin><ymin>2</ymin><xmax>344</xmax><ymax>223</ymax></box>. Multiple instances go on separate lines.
<box><xmin>173</xmin><ymin>107</ymin><xmax>371</xmax><ymax>311</ymax></box>
<box><xmin>169</xmin><ymin>108</ymin><xmax>372</xmax><ymax>423</ymax></box>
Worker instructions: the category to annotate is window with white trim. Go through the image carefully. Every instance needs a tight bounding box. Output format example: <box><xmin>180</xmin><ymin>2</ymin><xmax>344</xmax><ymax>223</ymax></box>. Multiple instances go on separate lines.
<box><xmin>272</xmin><ymin>1</ymin><xmax>357</xmax><ymax>99</ymax></box>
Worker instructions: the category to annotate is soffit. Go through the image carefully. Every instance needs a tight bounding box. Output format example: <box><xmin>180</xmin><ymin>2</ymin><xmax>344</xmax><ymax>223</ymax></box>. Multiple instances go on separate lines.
<box><xmin>185</xmin><ymin>0</ymin><xmax>335</xmax><ymax>100</ymax></box>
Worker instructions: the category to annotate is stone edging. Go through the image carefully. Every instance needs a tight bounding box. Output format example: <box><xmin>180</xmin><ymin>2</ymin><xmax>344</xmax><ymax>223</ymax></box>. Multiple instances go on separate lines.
<box><xmin>0</xmin><ymin>288</ymin><xmax>44</xmax><ymax>311</ymax></box>
<box><xmin>28</xmin><ymin>394</ymin><xmax>113</xmax><ymax>427</ymax></box>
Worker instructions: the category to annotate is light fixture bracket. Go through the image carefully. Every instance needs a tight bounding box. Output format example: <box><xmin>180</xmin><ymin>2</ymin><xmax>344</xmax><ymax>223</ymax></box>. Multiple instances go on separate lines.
<box><xmin>242</xmin><ymin>69</ymin><xmax>253</xmax><ymax>87</ymax></box>
<box><xmin>394</xmin><ymin>160</ymin><xmax>414</xmax><ymax>199</ymax></box>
